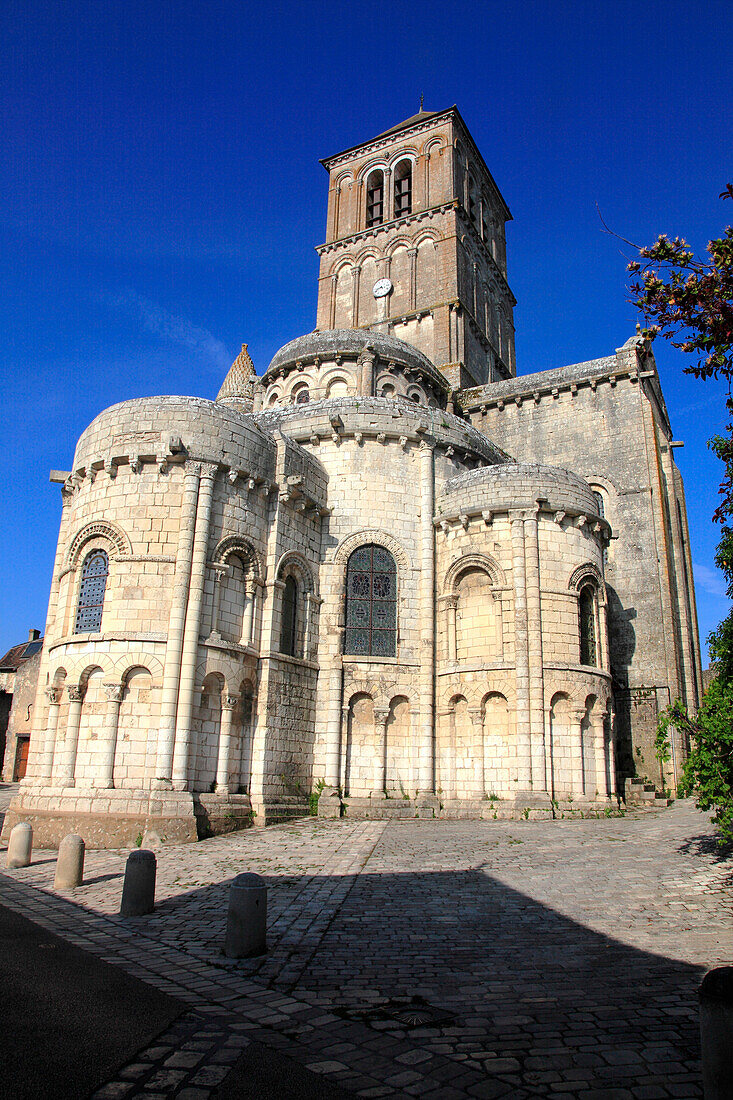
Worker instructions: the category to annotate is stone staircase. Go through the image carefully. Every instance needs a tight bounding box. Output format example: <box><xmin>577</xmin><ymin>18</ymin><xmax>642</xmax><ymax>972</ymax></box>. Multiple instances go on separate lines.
<box><xmin>624</xmin><ymin>777</ymin><xmax>672</xmax><ymax>809</ymax></box>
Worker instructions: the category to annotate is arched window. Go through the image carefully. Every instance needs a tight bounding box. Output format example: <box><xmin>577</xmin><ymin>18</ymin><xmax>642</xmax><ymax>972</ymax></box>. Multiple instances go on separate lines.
<box><xmin>579</xmin><ymin>585</ymin><xmax>597</xmax><ymax>667</ymax></box>
<box><xmin>280</xmin><ymin>575</ymin><xmax>298</xmax><ymax>657</ymax></box>
<box><xmin>75</xmin><ymin>549</ymin><xmax>109</xmax><ymax>633</ymax></box>
<box><xmin>344</xmin><ymin>544</ymin><xmax>397</xmax><ymax>657</ymax></box>
<box><xmin>366</xmin><ymin>170</ymin><xmax>384</xmax><ymax>227</ymax></box>
<box><xmin>592</xmin><ymin>489</ymin><xmax>607</xmax><ymax>568</ymax></box>
<box><xmin>394</xmin><ymin>160</ymin><xmax>412</xmax><ymax>217</ymax></box>
<box><xmin>293</xmin><ymin>384</ymin><xmax>310</xmax><ymax>404</ymax></box>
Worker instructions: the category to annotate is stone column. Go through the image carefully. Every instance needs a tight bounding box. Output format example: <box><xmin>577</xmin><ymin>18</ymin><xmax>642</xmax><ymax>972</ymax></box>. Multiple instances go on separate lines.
<box><xmin>323</xmin><ymin>657</ymin><xmax>344</xmax><ymax>788</ymax></box>
<box><xmin>592</xmin><ymin>709</ymin><xmax>609</xmax><ymax>799</ymax></box>
<box><xmin>329</xmin><ymin>274</ymin><xmax>337</xmax><ymax>330</ymax></box>
<box><xmin>39</xmin><ymin>686</ymin><xmax>62</xmax><ymax>782</ymax></box>
<box><xmin>215</xmin><ymin>693</ymin><xmax>239</xmax><ymax>795</ymax></box>
<box><xmin>441</xmin><ymin>594</ymin><xmax>458</xmax><ymax>662</ymax></box>
<box><xmin>661</xmin><ymin>447</ymin><xmax>697</xmax><ymax>712</ymax></box>
<box><xmin>569</xmin><ymin>707</ymin><xmax>586</xmax><ymax>797</ymax></box>
<box><xmin>598</xmin><ymin>595</ymin><xmax>610</xmax><ymax>672</ymax></box>
<box><xmin>373</xmin><ymin>707</ymin><xmax>390</xmax><ymax>794</ymax></box>
<box><xmin>98</xmin><ymin>683</ymin><xmax>124</xmax><ymax>789</ymax></box>
<box><xmin>352</xmin><ymin>265</ymin><xmax>361</xmax><ymax>327</ymax></box>
<box><xmin>605</xmin><ymin>711</ymin><xmax>617</xmax><ymax>796</ymax></box>
<box><xmin>408</xmin><ymin>248</ymin><xmax>418</xmax><ymax>311</ymax></box>
<box><xmin>172</xmin><ymin>463</ymin><xmax>218</xmax><ymax>791</ymax></box>
<box><xmin>524</xmin><ymin>508</ymin><xmax>546</xmax><ymax>792</ymax></box>
<box><xmin>360</xmin><ymin>351</ymin><xmax>375</xmax><ymax>397</ymax></box>
<box><xmin>207</xmin><ymin>564</ymin><xmax>227</xmax><ymax>637</ymax></box>
<box><xmin>418</xmin><ymin>441</ymin><xmax>436</xmax><ymax>792</ymax></box>
<box><xmin>383</xmin><ymin>167</ymin><xmax>392</xmax><ymax>221</ymax></box>
<box><xmin>469</xmin><ymin>707</ymin><xmax>485</xmax><ymax>798</ymax></box>
<box><xmin>511</xmin><ymin>513</ymin><xmax>531</xmax><ymax>788</ymax></box>
<box><xmin>242</xmin><ymin>578</ymin><xmax>257</xmax><ymax>647</ymax></box>
<box><xmin>56</xmin><ymin>685</ymin><xmax>85</xmax><ymax>788</ymax></box>
<box><xmin>155</xmin><ymin>463</ymin><xmax>201</xmax><ymax>786</ymax></box>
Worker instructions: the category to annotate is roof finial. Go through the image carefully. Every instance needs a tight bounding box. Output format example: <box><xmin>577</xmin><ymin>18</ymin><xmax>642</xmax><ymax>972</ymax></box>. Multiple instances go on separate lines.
<box><xmin>419</xmin><ymin>93</ymin><xmax>424</xmax><ymax>111</ymax></box>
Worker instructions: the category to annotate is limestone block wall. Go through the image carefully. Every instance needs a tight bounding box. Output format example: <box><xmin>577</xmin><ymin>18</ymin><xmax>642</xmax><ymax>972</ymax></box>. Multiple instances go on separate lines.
<box><xmin>459</xmin><ymin>340</ymin><xmax>702</xmax><ymax>787</ymax></box>
<box><xmin>435</xmin><ymin>462</ymin><xmax>613</xmax><ymax>803</ymax></box>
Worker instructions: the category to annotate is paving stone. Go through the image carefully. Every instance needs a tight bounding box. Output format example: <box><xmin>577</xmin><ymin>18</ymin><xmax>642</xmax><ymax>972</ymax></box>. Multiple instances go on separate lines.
<box><xmin>1</xmin><ymin>803</ymin><xmax>729</xmax><ymax>1099</ymax></box>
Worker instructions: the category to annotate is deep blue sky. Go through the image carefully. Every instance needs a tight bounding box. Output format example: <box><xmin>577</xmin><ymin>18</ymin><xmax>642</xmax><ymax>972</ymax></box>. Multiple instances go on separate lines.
<box><xmin>2</xmin><ymin>0</ymin><xmax>731</xmax><ymax>660</ymax></box>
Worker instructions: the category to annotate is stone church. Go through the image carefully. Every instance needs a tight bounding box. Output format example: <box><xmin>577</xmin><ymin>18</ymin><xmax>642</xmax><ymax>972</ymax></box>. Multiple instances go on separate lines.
<box><xmin>4</xmin><ymin>106</ymin><xmax>702</xmax><ymax>846</ymax></box>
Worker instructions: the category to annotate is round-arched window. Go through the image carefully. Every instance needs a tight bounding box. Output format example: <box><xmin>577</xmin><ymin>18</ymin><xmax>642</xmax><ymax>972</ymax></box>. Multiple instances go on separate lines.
<box><xmin>294</xmin><ymin>385</ymin><xmax>310</xmax><ymax>405</ymax></box>
<box><xmin>280</xmin><ymin>575</ymin><xmax>298</xmax><ymax>657</ymax></box>
<box><xmin>75</xmin><ymin>549</ymin><xmax>109</xmax><ymax>633</ymax></box>
<box><xmin>344</xmin><ymin>544</ymin><xmax>397</xmax><ymax>657</ymax></box>
<box><xmin>579</xmin><ymin>584</ymin><xmax>597</xmax><ymax>667</ymax></box>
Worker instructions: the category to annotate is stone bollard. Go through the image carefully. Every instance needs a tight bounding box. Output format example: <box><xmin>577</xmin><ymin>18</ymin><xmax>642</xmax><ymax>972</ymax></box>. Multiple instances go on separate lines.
<box><xmin>54</xmin><ymin>834</ymin><xmax>85</xmax><ymax>890</ymax></box>
<box><xmin>224</xmin><ymin>872</ymin><xmax>267</xmax><ymax>958</ymax></box>
<box><xmin>6</xmin><ymin>823</ymin><xmax>33</xmax><ymax>868</ymax></box>
<box><xmin>120</xmin><ymin>849</ymin><xmax>156</xmax><ymax>917</ymax></box>
<box><xmin>699</xmin><ymin>966</ymin><xmax>733</xmax><ymax>1100</ymax></box>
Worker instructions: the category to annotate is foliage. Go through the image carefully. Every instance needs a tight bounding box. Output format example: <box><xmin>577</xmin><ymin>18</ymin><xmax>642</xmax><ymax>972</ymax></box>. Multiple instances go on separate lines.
<box><xmin>657</xmin><ymin>679</ymin><xmax>733</xmax><ymax>847</ymax></box>
<box><xmin>626</xmin><ymin>185</ymin><xmax>733</xmax><ymax>844</ymax></box>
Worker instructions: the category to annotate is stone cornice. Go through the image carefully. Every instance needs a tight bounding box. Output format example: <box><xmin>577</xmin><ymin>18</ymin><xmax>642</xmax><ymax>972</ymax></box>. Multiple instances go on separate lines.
<box><xmin>316</xmin><ymin>202</ymin><xmax>456</xmax><ymax>256</ymax></box>
<box><xmin>321</xmin><ymin>109</ymin><xmax>456</xmax><ymax>170</ymax></box>
<box><xmin>458</xmin><ymin>363</ymin><xmax>643</xmax><ymax>412</ymax></box>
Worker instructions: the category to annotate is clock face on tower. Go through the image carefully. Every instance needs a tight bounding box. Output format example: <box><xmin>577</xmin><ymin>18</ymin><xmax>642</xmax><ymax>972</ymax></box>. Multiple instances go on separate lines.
<box><xmin>372</xmin><ymin>278</ymin><xmax>393</xmax><ymax>298</ymax></box>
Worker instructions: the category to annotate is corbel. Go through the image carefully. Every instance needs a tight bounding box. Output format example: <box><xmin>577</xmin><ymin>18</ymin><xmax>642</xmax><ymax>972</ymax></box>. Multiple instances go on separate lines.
<box><xmin>554</xmin><ymin>510</ymin><xmax>566</xmax><ymax>526</ymax></box>
<box><xmin>376</xmin><ymin>433</ymin><xmax>386</xmax><ymax>444</ymax></box>
<box><xmin>354</xmin><ymin>431</ymin><xmax>363</xmax><ymax>445</ymax></box>
<box><xmin>459</xmin><ymin>513</ymin><xmax>470</xmax><ymax>529</ymax></box>
<box><xmin>481</xmin><ymin>510</ymin><xmax>493</xmax><ymax>526</ymax></box>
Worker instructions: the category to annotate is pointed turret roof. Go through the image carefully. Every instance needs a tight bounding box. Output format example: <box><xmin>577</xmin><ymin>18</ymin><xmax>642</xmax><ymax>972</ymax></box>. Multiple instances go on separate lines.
<box><xmin>217</xmin><ymin>344</ymin><xmax>256</xmax><ymax>403</ymax></box>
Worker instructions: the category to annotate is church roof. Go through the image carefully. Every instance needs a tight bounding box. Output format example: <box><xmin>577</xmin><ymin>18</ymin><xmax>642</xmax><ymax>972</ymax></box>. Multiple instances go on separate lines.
<box><xmin>265</xmin><ymin>329</ymin><xmax>450</xmax><ymax>392</ymax></box>
<box><xmin>217</xmin><ymin>344</ymin><xmax>256</xmax><ymax>403</ymax></box>
<box><xmin>0</xmin><ymin>636</ymin><xmax>43</xmax><ymax>672</ymax></box>
<box><xmin>373</xmin><ymin>107</ymin><xmax>446</xmax><ymax>139</ymax></box>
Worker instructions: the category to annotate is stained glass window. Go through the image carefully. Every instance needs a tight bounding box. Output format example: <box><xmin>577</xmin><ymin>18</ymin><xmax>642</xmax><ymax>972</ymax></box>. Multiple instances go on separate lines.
<box><xmin>280</xmin><ymin>575</ymin><xmax>298</xmax><ymax>657</ymax></box>
<box><xmin>579</xmin><ymin>585</ymin><xmax>597</xmax><ymax>667</ymax></box>
<box><xmin>294</xmin><ymin>386</ymin><xmax>310</xmax><ymax>404</ymax></box>
<box><xmin>75</xmin><ymin>549</ymin><xmax>109</xmax><ymax>633</ymax></box>
<box><xmin>344</xmin><ymin>544</ymin><xmax>396</xmax><ymax>657</ymax></box>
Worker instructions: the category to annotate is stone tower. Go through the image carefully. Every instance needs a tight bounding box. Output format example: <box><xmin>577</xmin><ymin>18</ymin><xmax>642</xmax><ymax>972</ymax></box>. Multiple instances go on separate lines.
<box><xmin>316</xmin><ymin>106</ymin><xmax>516</xmax><ymax>389</ymax></box>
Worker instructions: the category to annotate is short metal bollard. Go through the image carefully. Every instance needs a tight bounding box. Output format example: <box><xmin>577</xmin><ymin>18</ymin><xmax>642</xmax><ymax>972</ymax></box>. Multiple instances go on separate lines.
<box><xmin>699</xmin><ymin>966</ymin><xmax>733</xmax><ymax>1100</ymax></box>
<box><xmin>120</xmin><ymin>849</ymin><xmax>157</xmax><ymax>916</ymax></box>
<box><xmin>6</xmin><ymin>823</ymin><xmax>33</xmax><ymax>869</ymax></box>
<box><xmin>224</xmin><ymin>872</ymin><xmax>267</xmax><ymax>958</ymax></box>
<box><xmin>54</xmin><ymin>834</ymin><xmax>85</xmax><ymax>890</ymax></box>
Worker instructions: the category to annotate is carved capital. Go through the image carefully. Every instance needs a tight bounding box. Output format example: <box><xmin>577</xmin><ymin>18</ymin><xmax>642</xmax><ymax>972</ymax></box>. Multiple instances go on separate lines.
<box><xmin>46</xmin><ymin>686</ymin><xmax>63</xmax><ymax>705</ymax></box>
<box><xmin>221</xmin><ymin>693</ymin><xmax>239</xmax><ymax>711</ymax></box>
<box><xmin>68</xmin><ymin>685</ymin><xmax>86</xmax><ymax>704</ymax></box>
<box><xmin>103</xmin><ymin>683</ymin><xmax>125</xmax><ymax>704</ymax></box>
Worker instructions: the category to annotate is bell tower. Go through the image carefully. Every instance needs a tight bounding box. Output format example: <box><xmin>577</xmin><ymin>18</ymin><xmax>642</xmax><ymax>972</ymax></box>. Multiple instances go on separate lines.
<box><xmin>315</xmin><ymin>106</ymin><xmax>516</xmax><ymax>388</ymax></box>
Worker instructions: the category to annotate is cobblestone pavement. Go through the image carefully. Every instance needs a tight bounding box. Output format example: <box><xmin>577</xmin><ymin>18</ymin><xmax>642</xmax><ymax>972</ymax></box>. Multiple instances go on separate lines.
<box><xmin>1</xmin><ymin>800</ymin><xmax>731</xmax><ymax>1098</ymax></box>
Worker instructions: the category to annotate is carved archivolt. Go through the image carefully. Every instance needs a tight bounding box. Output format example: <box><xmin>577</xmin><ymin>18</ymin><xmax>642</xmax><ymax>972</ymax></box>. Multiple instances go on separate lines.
<box><xmin>276</xmin><ymin>550</ymin><xmax>317</xmax><ymax>594</ymax></box>
<box><xmin>568</xmin><ymin>561</ymin><xmax>605</xmax><ymax>595</ymax></box>
<box><xmin>66</xmin><ymin>521</ymin><xmax>132</xmax><ymax>567</ymax></box>
<box><xmin>443</xmin><ymin>552</ymin><xmax>506</xmax><ymax>593</ymax></box>
<box><xmin>211</xmin><ymin>535</ymin><xmax>262</xmax><ymax>578</ymax></box>
<box><xmin>333</xmin><ymin>529</ymin><xmax>411</xmax><ymax>572</ymax></box>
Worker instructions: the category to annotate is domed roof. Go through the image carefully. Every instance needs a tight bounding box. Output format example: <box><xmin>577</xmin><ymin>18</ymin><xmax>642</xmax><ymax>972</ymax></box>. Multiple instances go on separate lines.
<box><xmin>265</xmin><ymin>329</ymin><xmax>449</xmax><ymax>391</ymax></box>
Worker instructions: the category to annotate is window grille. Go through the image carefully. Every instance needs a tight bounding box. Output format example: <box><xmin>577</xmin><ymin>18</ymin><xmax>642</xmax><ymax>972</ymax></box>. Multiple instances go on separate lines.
<box><xmin>280</xmin><ymin>575</ymin><xmax>298</xmax><ymax>657</ymax></box>
<box><xmin>394</xmin><ymin>161</ymin><xmax>412</xmax><ymax>217</ymax></box>
<box><xmin>75</xmin><ymin>549</ymin><xmax>109</xmax><ymax>633</ymax></box>
<box><xmin>366</xmin><ymin>171</ymin><xmax>384</xmax><ymax>227</ymax></box>
<box><xmin>579</xmin><ymin>585</ymin><xmax>597</xmax><ymax>667</ymax></box>
<box><xmin>344</xmin><ymin>544</ymin><xmax>397</xmax><ymax>657</ymax></box>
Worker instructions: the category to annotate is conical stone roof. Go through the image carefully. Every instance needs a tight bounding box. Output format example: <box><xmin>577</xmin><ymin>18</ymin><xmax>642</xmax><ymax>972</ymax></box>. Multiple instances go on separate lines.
<box><xmin>217</xmin><ymin>344</ymin><xmax>256</xmax><ymax>404</ymax></box>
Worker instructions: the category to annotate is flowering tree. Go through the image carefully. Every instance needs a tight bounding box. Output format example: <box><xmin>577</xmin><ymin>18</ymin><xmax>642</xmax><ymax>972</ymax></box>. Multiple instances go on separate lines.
<box><xmin>627</xmin><ymin>185</ymin><xmax>733</xmax><ymax>844</ymax></box>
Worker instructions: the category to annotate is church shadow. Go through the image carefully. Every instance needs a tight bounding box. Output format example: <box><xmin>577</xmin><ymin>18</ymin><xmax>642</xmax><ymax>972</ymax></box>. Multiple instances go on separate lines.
<box><xmin>0</xmin><ymin>857</ymin><xmax>708</xmax><ymax>1095</ymax></box>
